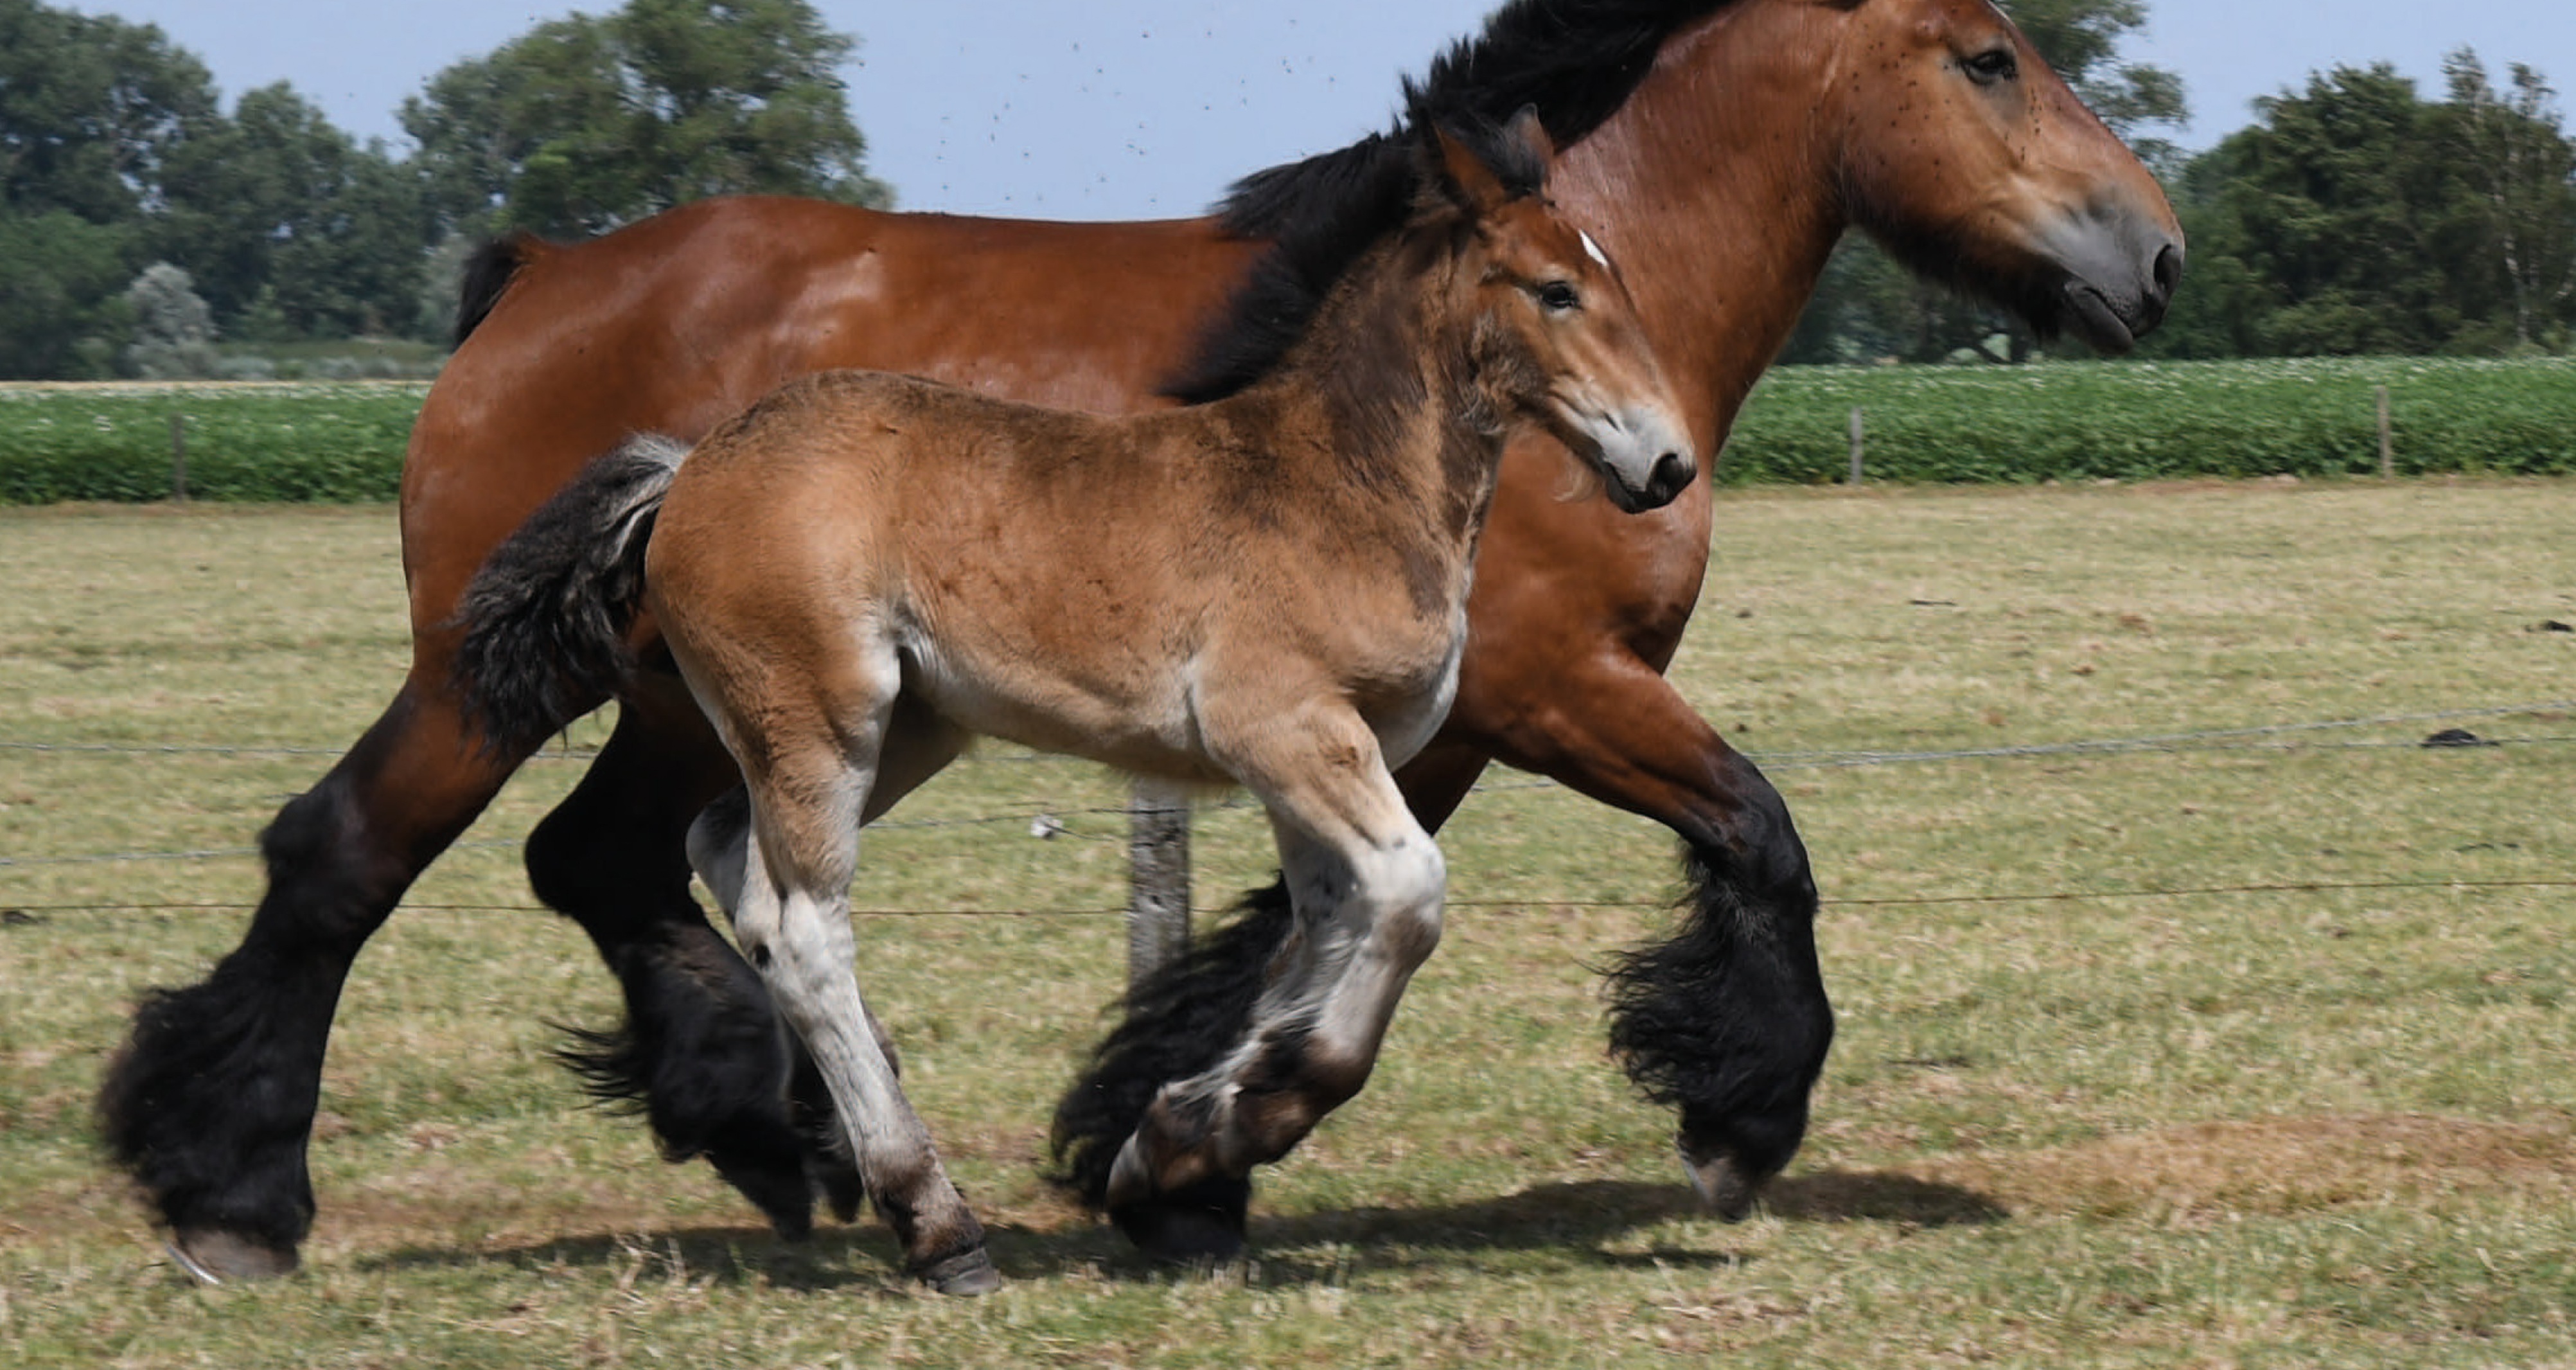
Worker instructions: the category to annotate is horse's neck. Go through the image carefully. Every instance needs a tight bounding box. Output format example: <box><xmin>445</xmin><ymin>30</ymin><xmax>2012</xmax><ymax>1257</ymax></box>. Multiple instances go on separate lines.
<box><xmin>1555</xmin><ymin>4</ymin><xmax>1850</xmax><ymax>452</ymax></box>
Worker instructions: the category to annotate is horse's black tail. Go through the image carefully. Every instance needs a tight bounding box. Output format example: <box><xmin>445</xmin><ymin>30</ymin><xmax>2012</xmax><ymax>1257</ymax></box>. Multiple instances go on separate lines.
<box><xmin>454</xmin><ymin>231</ymin><xmax>548</xmax><ymax>346</ymax></box>
<box><xmin>449</xmin><ymin>434</ymin><xmax>690</xmax><ymax>754</ymax></box>
<box><xmin>1048</xmin><ymin>881</ymin><xmax>1296</xmax><ymax>1208</ymax></box>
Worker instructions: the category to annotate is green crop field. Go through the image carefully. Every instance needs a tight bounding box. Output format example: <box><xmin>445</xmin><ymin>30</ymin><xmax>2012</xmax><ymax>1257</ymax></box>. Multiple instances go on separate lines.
<box><xmin>0</xmin><ymin>383</ymin><xmax>427</xmax><ymax>504</ymax></box>
<box><xmin>1725</xmin><ymin>355</ymin><xmax>2576</xmax><ymax>483</ymax></box>
<box><xmin>3</xmin><ymin>481</ymin><xmax>2572</xmax><ymax>1367</ymax></box>
<box><xmin>4</xmin><ymin>357</ymin><xmax>2573</xmax><ymax>504</ymax></box>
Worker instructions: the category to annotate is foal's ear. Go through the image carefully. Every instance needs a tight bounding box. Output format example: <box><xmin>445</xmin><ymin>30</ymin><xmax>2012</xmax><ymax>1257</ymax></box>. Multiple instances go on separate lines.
<box><xmin>1435</xmin><ymin>105</ymin><xmax>1555</xmax><ymax>215</ymax></box>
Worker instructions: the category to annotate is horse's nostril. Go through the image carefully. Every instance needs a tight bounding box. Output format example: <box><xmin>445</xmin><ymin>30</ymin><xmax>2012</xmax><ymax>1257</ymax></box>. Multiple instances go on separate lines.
<box><xmin>2151</xmin><ymin>242</ymin><xmax>2183</xmax><ymax>300</ymax></box>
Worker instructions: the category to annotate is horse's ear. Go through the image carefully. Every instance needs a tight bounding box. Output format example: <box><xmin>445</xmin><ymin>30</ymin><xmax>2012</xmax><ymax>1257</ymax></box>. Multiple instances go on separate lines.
<box><xmin>1501</xmin><ymin>105</ymin><xmax>1556</xmax><ymax>174</ymax></box>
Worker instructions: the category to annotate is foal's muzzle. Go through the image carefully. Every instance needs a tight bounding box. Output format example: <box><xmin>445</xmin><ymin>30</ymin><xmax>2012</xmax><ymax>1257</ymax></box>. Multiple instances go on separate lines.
<box><xmin>1555</xmin><ymin>386</ymin><xmax>1696</xmax><ymax>513</ymax></box>
<box><xmin>1592</xmin><ymin>409</ymin><xmax>1697</xmax><ymax>515</ymax></box>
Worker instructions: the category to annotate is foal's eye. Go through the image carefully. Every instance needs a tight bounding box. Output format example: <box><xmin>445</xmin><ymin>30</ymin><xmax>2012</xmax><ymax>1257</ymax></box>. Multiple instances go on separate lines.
<box><xmin>1964</xmin><ymin>48</ymin><xmax>2018</xmax><ymax>85</ymax></box>
<box><xmin>1536</xmin><ymin>281</ymin><xmax>1581</xmax><ymax>312</ymax></box>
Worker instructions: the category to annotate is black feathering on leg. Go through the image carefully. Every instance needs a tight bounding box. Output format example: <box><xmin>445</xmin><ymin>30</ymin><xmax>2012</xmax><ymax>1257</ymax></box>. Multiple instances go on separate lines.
<box><xmin>96</xmin><ymin>776</ymin><xmax>404</xmax><ymax>1268</ymax></box>
<box><xmin>1047</xmin><ymin>882</ymin><xmax>1297</xmax><ymax>1209</ymax></box>
<box><xmin>552</xmin><ymin>927</ymin><xmax>818</xmax><ymax>1239</ymax></box>
<box><xmin>1603</xmin><ymin>837</ymin><xmax>1834</xmax><ymax>1187</ymax></box>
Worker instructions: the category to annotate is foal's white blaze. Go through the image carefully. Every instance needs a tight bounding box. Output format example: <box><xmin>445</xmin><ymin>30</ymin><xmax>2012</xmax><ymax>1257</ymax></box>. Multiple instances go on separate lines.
<box><xmin>1555</xmin><ymin>226</ymin><xmax>1693</xmax><ymax>510</ymax></box>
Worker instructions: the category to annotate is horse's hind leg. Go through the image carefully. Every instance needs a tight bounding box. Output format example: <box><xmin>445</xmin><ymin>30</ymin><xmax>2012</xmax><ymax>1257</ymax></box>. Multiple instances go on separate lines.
<box><xmin>98</xmin><ymin>677</ymin><xmax>526</xmax><ymax>1282</ymax></box>
<box><xmin>1104</xmin><ymin>706</ymin><xmax>1444</xmax><ymax>1261</ymax></box>
<box><xmin>518</xmin><ymin>684</ymin><xmax>852</xmax><ymax>1236</ymax></box>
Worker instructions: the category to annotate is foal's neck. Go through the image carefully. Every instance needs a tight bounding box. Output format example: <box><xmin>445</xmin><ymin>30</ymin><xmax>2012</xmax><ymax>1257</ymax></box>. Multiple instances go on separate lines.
<box><xmin>1239</xmin><ymin>235</ymin><xmax>1504</xmax><ymax>538</ymax></box>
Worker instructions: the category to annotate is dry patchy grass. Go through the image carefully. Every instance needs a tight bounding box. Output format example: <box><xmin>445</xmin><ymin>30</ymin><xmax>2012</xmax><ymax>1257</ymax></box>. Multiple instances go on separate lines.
<box><xmin>3</xmin><ymin>482</ymin><xmax>2573</xmax><ymax>1367</ymax></box>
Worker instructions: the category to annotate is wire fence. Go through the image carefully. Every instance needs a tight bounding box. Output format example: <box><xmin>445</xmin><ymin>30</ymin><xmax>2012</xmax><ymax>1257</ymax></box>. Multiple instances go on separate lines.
<box><xmin>10</xmin><ymin>879</ymin><xmax>2575</xmax><ymax>922</ymax></box>
<box><xmin>12</xmin><ymin>700</ymin><xmax>2570</xmax><ymax>771</ymax></box>
<box><xmin>5</xmin><ymin>698</ymin><xmax>2571</xmax><ymax>918</ymax></box>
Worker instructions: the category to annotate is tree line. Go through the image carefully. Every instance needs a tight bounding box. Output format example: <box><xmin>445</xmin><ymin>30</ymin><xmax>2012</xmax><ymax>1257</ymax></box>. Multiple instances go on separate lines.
<box><xmin>2</xmin><ymin>0</ymin><xmax>2571</xmax><ymax>380</ymax></box>
<box><xmin>0</xmin><ymin>0</ymin><xmax>883</xmax><ymax>378</ymax></box>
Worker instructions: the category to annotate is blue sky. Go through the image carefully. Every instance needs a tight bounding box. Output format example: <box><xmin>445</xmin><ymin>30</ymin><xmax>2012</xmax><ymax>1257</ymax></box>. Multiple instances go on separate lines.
<box><xmin>64</xmin><ymin>0</ymin><xmax>2576</xmax><ymax>220</ymax></box>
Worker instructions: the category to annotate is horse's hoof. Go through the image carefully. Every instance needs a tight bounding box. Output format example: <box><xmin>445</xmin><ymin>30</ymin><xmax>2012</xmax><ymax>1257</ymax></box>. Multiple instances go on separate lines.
<box><xmin>913</xmin><ymin>1247</ymin><xmax>1002</xmax><ymax>1297</ymax></box>
<box><xmin>1677</xmin><ymin>1138</ymin><xmax>1763</xmax><ymax>1222</ymax></box>
<box><xmin>707</xmin><ymin>1150</ymin><xmax>816</xmax><ymax>1242</ymax></box>
<box><xmin>1109</xmin><ymin>1174</ymin><xmax>1251</xmax><ymax>1265</ymax></box>
<box><xmin>166</xmin><ymin>1229</ymin><xmax>299</xmax><ymax>1285</ymax></box>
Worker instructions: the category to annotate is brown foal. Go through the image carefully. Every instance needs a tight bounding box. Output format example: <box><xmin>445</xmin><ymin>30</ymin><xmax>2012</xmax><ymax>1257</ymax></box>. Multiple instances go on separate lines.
<box><xmin>456</xmin><ymin>111</ymin><xmax>1691</xmax><ymax>1291</ymax></box>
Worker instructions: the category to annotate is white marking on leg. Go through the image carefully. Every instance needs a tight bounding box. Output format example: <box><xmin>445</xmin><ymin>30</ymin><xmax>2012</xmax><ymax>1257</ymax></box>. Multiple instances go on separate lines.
<box><xmin>1293</xmin><ymin>823</ymin><xmax>1445</xmax><ymax>1072</ymax></box>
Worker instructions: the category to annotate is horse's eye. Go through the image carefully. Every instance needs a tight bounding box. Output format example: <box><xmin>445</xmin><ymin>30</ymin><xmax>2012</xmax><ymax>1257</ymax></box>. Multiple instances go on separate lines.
<box><xmin>1537</xmin><ymin>281</ymin><xmax>1581</xmax><ymax>312</ymax></box>
<box><xmin>1964</xmin><ymin>48</ymin><xmax>2018</xmax><ymax>85</ymax></box>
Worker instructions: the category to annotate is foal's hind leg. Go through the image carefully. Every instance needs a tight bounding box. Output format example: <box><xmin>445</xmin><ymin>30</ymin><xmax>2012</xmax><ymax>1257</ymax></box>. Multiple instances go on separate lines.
<box><xmin>685</xmin><ymin>681</ymin><xmax>994</xmax><ymax>1294</ymax></box>
<box><xmin>1104</xmin><ymin>706</ymin><xmax>1444</xmax><ymax>1260</ymax></box>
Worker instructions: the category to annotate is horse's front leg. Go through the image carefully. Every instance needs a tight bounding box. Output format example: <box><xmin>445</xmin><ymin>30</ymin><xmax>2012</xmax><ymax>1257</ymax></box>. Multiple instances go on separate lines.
<box><xmin>1104</xmin><ymin>707</ymin><xmax>1444</xmax><ymax>1261</ymax></box>
<box><xmin>1456</xmin><ymin>640</ymin><xmax>1833</xmax><ymax>1219</ymax></box>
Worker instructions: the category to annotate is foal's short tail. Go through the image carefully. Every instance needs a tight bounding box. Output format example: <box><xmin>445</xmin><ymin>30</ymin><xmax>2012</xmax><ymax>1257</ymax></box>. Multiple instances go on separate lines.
<box><xmin>450</xmin><ymin>434</ymin><xmax>691</xmax><ymax>753</ymax></box>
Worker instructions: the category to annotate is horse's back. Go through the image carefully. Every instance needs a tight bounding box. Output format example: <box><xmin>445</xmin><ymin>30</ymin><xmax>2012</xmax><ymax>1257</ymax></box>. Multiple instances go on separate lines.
<box><xmin>401</xmin><ymin>195</ymin><xmax>1252</xmax><ymax>641</ymax></box>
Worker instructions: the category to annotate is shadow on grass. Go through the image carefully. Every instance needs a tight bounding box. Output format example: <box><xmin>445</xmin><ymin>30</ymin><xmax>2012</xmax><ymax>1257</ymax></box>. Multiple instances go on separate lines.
<box><xmin>357</xmin><ymin>1167</ymin><xmax>2003</xmax><ymax>1290</ymax></box>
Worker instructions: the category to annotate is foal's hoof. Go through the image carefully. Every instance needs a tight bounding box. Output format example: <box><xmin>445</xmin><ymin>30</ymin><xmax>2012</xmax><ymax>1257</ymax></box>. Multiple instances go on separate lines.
<box><xmin>1109</xmin><ymin>1174</ymin><xmax>1252</xmax><ymax>1266</ymax></box>
<box><xmin>913</xmin><ymin>1247</ymin><xmax>1003</xmax><ymax>1297</ymax></box>
<box><xmin>1677</xmin><ymin>1138</ymin><xmax>1765</xmax><ymax>1222</ymax></box>
<box><xmin>166</xmin><ymin>1228</ymin><xmax>299</xmax><ymax>1285</ymax></box>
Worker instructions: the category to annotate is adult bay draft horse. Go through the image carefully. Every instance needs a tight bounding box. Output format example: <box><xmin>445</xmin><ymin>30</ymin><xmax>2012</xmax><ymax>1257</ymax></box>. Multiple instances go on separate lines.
<box><xmin>454</xmin><ymin>109</ymin><xmax>1691</xmax><ymax>1292</ymax></box>
<box><xmin>101</xmin><ymin>0</ymin><xmax>2181</xmax><ymax>1281</ymax></box>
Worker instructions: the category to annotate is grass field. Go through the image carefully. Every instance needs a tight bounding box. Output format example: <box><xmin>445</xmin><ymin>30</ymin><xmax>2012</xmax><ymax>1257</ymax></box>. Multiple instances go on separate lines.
<box><xmin>3</xmin><ymin>482</ymin><xmax>2573</xmax><ymax>1367</ymax></box>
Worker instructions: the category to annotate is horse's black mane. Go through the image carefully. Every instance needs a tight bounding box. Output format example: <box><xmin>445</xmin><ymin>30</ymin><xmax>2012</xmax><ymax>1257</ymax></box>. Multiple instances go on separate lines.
<box><xmin>1164</xmin><ymin>0</ymin><xmax>1730</xmax><ymax>403</ymax></box>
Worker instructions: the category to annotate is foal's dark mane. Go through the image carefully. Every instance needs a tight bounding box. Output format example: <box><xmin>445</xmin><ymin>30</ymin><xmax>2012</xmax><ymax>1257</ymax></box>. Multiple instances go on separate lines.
<box><xmin>1165</xmin><ymin>0</ymin><xmax>1731</xmax><ymax>403</ymax></box>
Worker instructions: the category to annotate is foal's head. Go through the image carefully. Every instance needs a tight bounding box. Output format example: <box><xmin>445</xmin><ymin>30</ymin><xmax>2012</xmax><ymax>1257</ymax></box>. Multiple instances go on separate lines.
<box><xmin>1433</xmin><ymin>110</ymin><xmax>1695</xmax><ymax>513</ymax></box>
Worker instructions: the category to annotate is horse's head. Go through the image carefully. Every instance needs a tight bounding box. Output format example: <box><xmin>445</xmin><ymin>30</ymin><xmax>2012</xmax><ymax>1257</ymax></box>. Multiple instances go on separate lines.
<box><xmin>1822</xmin><ymin>0</ymin><xmax>2185</xmax><ymax>351</ymax></box>
<box><xmin>1438</xmin><ymin>109</ymin><xmax>1697</xmax><ymax>513</ymax></box>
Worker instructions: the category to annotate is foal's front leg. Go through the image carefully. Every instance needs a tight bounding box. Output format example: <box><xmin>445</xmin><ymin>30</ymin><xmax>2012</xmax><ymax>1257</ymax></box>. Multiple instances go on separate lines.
<box><xmin>686</xmin><ymin>753</ymin><xmax>997</xmax><ymax>1295</ymax></box>
<box><xmin>1104</xmin><ymin>707</ymin><xmax>1445</xmax><ymax>1260</ymax></box>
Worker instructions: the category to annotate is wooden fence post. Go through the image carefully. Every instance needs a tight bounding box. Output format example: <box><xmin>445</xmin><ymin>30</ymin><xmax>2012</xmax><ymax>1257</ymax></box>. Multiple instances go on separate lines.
<box><xmin>170</xmin><ymin>413</ymin><xmax>188</xmax><ymax>503</ymax></box>
<box><xmin>2376</xmin><ymin>385</ymin><xmax>2392</xmax><ymax>479</ymax></box>
<box><xmin>1125</xmin><ymin>781</ymin><xmax>1191</xmax><ymax>988</ymax></box>
<box><xmin>1848</xmin><ymin>407</ymin><xmax>1864</xmax><ymax>485</ymax></box>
